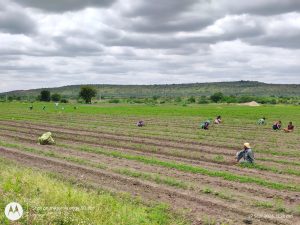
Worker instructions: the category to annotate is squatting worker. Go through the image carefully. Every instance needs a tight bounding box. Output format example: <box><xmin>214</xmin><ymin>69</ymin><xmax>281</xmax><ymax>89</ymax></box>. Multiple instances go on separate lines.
<box><xmin>236</xmin><ymin>143</ymin><xmax>254</xmax><ymax>163</ymax></box>
<box><xmin>284</xmin><ymin>122</ymin><xmax>294</xmax><ymax>133</ymax></box>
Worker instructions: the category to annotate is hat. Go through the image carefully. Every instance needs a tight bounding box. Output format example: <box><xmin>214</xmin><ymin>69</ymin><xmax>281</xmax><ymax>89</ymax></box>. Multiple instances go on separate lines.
<box><xmin>244</xmin><ymin>143</ymin><xmax>251</xmax><ymax>148</ymax></box>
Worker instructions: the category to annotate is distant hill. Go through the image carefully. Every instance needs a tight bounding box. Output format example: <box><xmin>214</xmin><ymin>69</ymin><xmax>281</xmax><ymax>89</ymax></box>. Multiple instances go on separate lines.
<box><xmin>1</xmin><ymin>81</ymin><xmax>300</xmax><ymax>99</ymax></box>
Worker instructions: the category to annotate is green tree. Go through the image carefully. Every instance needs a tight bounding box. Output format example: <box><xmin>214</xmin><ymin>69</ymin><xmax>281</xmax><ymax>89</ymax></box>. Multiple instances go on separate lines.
<box><xmin>51</xmin><ymin>93</ymin><xmax>61</xmax><ymax>102</ymax></box>
<box><xmin>79</xmin><ymin>86</ymin><xmax>97</xmax><ymax>104</ymax></box>
<box><xmin>40</xmin><ymin>90</ymin><xmax>51</xmax><ymax>102</ymax></box>
<box><xmin>210</xmin><ymin>92</ymin><xmax>224</xmax><ymax>103</ymax></box>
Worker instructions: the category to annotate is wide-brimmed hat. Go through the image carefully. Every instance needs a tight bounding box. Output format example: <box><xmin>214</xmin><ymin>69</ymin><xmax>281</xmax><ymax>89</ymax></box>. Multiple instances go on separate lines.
<box><xmin>244</xmin><ymin>143</ymin><xmax>251</xmax><ymax>148</ymax></box>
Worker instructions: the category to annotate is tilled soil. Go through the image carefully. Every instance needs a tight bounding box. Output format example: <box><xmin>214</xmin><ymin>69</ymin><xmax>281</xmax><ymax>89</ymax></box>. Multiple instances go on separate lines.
<box><xmin>0</xmin><ymin>117</ymin><xmax>299</xmax><ymax>225</ymax></box>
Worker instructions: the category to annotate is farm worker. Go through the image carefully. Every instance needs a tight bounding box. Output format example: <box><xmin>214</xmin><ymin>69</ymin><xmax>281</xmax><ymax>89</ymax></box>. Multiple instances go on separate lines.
<box><xmin>272</xmin><ymin>121</ymin><xmax>282</xmax><ymax>130</ymax></box>
<box><xmin>43</xmin><ymin>106</ymin><xmax>46</xmax><ymax>110</ymax></box>
<box><xmin>257</xmin><ymin>117</ymin><xmax>266</xmax><ymax>125</ymax></box>
<box><xmin>284</xmin><ymin>122</ymin><xmax>294</xmax><ymax>133</ymax></box>
<box><xmin>200</xmin><ymin>120</ymin><xmax>210</xmax><ymax>130</ymax></box>
<box><xmin>29</xmin><ymin>105</ymin><xmax>33</xmax><ymax>110</ymax></box>
<box><xmin>137</xmin><ymin>120</ymin><xmax>145</xmax><ymax>127</ymax></box>
<box><xmin>236</xmin><ymin>143</ymin><xmax>254</xmax><ymax>163</ymax></box>
<box><xmin>55</xmin><ymin>102</ymin><xmax>59</xmax><ymax>109</ymax></box>
<box><xmin>38</xmin><ymin>132</ymin><xmax>55</xmax><ymax>145</ymax></box>
<box><xmin>214</xmin><ymin>116</ymin><xmax>222</xmax><ymax>124</ymax></box>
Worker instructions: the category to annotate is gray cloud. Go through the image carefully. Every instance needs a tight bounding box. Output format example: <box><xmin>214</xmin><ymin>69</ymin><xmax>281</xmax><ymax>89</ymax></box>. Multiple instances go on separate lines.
<box><xmin>220</xmin><ymin>0</ymin><xmax>300</xmax><ymax>15</ymax></box>
<box><xmin>0</xmin><ymin>0</ymin><xmax>300</xmax><ymax>92</ymax></box>
<box><xmin>0</xmin><ymin>1</ymin><xmax>36</xmax><ymax>34</ymax></box>
<box><xmin>14</xmin><ymin>0</ymin><xmax>116</xmax><ymax>12</ymax></box>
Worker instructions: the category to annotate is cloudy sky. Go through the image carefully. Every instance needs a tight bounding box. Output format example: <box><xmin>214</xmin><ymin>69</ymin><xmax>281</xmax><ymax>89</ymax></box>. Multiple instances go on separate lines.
<box><xmin>1</xmin><ymin>0</ymin><xmax>300</xmax><ymax>92</ymax></box>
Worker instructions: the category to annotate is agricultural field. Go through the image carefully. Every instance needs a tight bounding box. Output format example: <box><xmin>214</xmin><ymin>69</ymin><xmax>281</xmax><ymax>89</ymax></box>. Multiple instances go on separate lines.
<box><xmin>0</xmin><ymin>102</ymin><xmax>299</xmax><ymax>225</ymax></box>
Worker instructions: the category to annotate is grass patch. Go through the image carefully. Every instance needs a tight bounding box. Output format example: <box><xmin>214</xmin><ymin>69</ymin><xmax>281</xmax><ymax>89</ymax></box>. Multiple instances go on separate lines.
<box><xmin>114</xmin><ymin>168</ymin><xmax>189</xmax><ymax>189</ymax></box>
<box><xmin>212</xmin><ymin>155</ymin><xmax>224</xmax><ymax>162</ymax></box>
<box><xmin>254</xmin><ymin>201</ymin><xmax>273</xmax><ymax>209</ymax></box>
<box><xmin>0</xmin><ymin>157</ymin><xmax>188</xmax><ymax>225</ymax></box>
<box><xmin>259</xmin><ymin>158</ymin><xmax>300</xmax><ymax>167</ymax></box>
<box><xmin>239</xmin><ymin>162</ymin><xmax>300</xmax><ymax>176</ymax></box>
<box><xmin>201</xmin><ymin>187</ymin><xmax>233</xmax><ymax>201</ymax></box>
<box><xmin>274</xmin><ymin>198</ymin><xmax>287</xmax><ymax>213</ymax></box>
<box><xmin>203</xmin><ymin>215</ymin><xmax>217</xmax><ymax>225</ymax></box>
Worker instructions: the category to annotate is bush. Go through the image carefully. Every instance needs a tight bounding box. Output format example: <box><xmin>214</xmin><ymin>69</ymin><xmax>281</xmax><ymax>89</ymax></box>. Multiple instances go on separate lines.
<box><xmin>175</xmin><ymin>97</ymin><xmax>182</xmax><ymax>103</ymax></box>
<box><xmin>60</xmin><ymin>99</ymin><xmax>68</xmax><ymax>103</ymax></box>
<box><xmin>51</xmin><ymin>93</ymin><xmax>61</xmax><ymax>102</ymax></box>
<box><xmin>108</xmin><ymin>99</ymin><xmax>120</xmax><ymax>103</ymax></box>
<box><xmin>198</xmin><ymin>99</ymin><xmax>209</xmax><ymax>104</ymax></box>
<box><xmin>187</xmin><ymin>96</ymin><xmax>196</xmax><ymax>103</ymax></box>
<box><xmin>237</xmin><ymin>96</ymin><xmax>254</xmax><ymax>103</ymax></box>
<box><xmin>223</xmin><ymin>96</ymin><xmax>237</xmax><ymax>103</ymax></box>
<box><xmin>210</xmin><ymin>92</ymin><xmax>224</xmax><ymax>103</ymax></box>
<box><xmin>198</xmin><ymin>96</ymin><xmax>209</xmax><ymax>104</ymax></box>
<box><xmin>152</xmin><ymin>95</ymin><xmax>160</xmax><ymax>101</ymax></box>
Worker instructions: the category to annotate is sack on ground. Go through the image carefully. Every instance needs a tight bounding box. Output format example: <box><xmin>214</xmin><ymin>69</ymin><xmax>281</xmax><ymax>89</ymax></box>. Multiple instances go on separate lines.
<box><xmin>38</xmin><ymin>132</ymin><xmax>55</xmax><ymax>145</ymax></box>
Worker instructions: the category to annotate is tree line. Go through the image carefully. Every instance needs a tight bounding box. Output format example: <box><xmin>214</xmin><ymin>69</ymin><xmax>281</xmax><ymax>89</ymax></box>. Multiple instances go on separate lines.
<box><xmin>37</xmin><ymin>86</ymin><xmax>97</xmax><ymax>104</ymax></box>
<box><xmin>1</xmin><ymin>86</ymin><xmax>299</xmax><ymax>105</ymax></box>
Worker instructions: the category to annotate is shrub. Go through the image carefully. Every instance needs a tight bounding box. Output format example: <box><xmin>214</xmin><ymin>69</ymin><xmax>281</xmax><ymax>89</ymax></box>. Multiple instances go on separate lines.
<box><xmin>108</xmin><ymin>99</ymin><xmax>120</xmax><ymax>103</ymax></box>
<box><xmin>60</xmin><ymin>99</ymin><xmax>68</xmax><ymax>103</ymax></box>
<box><xmin>210</xmin><ymin>92</ymin><xmax>224</xmax><ymax>103</ymax></box>
<box><xmin>187</xmin><ymin>96</ymin><xmax>196</xmax><ymax>103</ymax></box>
<box><xmin>51</xmin><ymin>93</ymin><xmax>61</xmax><ymax>102</ymax></box>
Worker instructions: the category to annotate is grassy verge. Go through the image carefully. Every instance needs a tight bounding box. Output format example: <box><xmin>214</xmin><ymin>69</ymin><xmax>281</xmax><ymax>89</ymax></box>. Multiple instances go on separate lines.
<box><xmin>0</xmin><ymin>157</ymin><xmax>187</xmax><ymax>225</ymax></box>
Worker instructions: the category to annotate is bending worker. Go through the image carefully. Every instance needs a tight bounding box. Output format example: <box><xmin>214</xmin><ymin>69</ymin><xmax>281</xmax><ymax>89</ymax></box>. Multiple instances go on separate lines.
<box><xmin>236</xmin><ymin>143</ymin><xmax>254</xmax><ymax>163</ymax></box>
<box><xmin>284</xmin><ymin>122</ymin><xmax>294</xmax><ymax>133</ymax></box>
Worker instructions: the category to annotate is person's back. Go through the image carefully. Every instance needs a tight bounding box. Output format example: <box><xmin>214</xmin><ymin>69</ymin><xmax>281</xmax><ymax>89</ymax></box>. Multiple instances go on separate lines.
<box><xmin>288</xmin><ymin>124</ymin><xmax>294</xmax><ymax>130</ymax></box>
<box><xmin>204</xmin><ymin>122</ymin><xmax>209</xmax><ymax>129</ymax></box>
<box><xmin>284</xmin><ymin>122</ymin><xmax>294</xmax><ymax>132</ymax></box>
<box><xmin>244</xmin><ymin>148</ymin><xmax>254</xmax><ymax>163</ymax></box>
<box><xmin>137</xmin><ymin>121</ymin><xmax>144</xmax><ymax>127</ymax></box>
<box><xmin>258</xmin><ymin>118</ymin><xmax>266</xmax><ymax>125</ymax></box>
<box><xmin>200</xmin><ymin>121</ymin><xmax>209</xmax><ymax>130</ymax></box>
<box><xmin>273</xmin><ymin>121</ymin><xmax>281</xmax><ymax>130</ymax></box>
<box><xmin>214</xmin><ymin>116</ymin><xmax>221</xmax><ymax>124</ymax></box>
<box><xmin>236</xmin><ymin>143</ymin><xmax>254</xmax><ymax>164</ymax></box>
